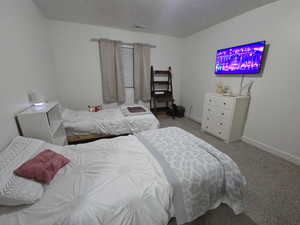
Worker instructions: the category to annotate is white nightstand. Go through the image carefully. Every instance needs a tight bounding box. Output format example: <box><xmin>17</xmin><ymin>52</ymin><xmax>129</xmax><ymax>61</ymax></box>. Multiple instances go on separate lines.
<box><xmin>17</xmin><ymin>102</ymin><xmax>67</xmax><ymax>146</ymax></box>
<box><xmin>201</xmin><ymin>93</ymin><xmax>250</xmax><ymax>143</ymax></box>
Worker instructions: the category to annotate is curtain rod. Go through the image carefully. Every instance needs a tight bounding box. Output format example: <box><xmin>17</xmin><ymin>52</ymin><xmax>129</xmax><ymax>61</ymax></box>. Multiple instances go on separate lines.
<box><xmin>90</xmin><ymin>38</ymin><xmax>156</xmax><ymax>48</ymax></box>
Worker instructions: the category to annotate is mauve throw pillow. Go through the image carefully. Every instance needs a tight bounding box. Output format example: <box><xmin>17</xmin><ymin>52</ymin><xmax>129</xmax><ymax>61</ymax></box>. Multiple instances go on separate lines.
<box><xmin>127</xmin><ymin>106</ymin><xmax>146</xmax><ymax>113</ymax></box>
<box><xmin>14</xmin><ymin>150</ymin><xmax>70</xmax><ymax>184</ymax></box>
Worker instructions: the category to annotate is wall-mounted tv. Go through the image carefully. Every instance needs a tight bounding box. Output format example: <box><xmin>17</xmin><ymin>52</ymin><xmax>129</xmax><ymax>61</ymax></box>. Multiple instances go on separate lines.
<box><xmin>215</xmin><ymin>41</ymin><xmax>266</xmax><ymax>74</ymax></box>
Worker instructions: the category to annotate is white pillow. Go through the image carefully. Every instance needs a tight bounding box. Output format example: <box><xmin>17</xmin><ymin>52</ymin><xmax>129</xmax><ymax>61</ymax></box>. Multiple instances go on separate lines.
<box><xmin>0</xmin><ymin>136</ymin><xmax>45</xmax><ymax>206</ymax></box>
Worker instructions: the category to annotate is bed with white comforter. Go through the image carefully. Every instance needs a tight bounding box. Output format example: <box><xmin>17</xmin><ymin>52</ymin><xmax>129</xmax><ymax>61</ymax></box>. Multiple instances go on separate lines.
<box><xmin>0</xmin><ymin>127</ymin><xmax>246</xmax><ymax>225</ymax></box>
<box><xmin>62</xmin><ymin>105</ymin><xmax>159</xmax><ymax>136</ymax></box>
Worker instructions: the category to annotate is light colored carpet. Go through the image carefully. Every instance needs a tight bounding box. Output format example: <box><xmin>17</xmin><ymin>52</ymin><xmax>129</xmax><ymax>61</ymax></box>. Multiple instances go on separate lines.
<box><xmin>159</xmin><ymin>116</ymin><xmax>300</xmax><ymax>225</ymax></box>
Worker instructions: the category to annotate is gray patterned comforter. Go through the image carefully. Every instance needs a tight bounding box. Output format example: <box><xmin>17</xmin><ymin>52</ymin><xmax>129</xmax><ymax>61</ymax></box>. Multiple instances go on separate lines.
<box><xmin>136</xmin><ymin>127</ymin><xmax>246</xmax><ymax>225</ymax></box>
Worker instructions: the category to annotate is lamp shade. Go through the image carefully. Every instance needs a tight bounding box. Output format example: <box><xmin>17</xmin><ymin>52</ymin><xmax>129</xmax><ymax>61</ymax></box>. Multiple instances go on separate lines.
<box><xmin>28</xmin><ymin>90</ymin><xmax>45</xmax><ymax>106</ymax></box>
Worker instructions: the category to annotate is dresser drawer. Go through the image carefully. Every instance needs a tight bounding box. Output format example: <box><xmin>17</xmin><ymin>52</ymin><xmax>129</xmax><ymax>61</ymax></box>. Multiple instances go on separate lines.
<box><xmin>216</xmin><ymin>119</ymin><xmax>230</xmax><ymax>138</ymax></box>
<box><xmin>216</xmin><ymin>97</ymin><xmax>234</xmax><ymax>109</ymax></box>
<box><xmin>202</xmin><ymin>119</ymin><xmax>228</xmax><ymax>140</ymax></box>
<box><xmin>216</xmin><ymin>108</ymin><xmax>231</xmax><ymax>120</ymax></box>
<box><xmin>201</xmin><ymin>117</ymin><xmax>214</xmax><ymax>133</ymax></box>
<box><xmin>214</xmin><ymin>126</ymin><xmax>227</xmax><ymax>140</ymax></box>
<box><xmin>215</xmin><ymin>119</ymin><xmax>229</xmax><ymax>130</ymax></box>
<box><xmin>206</xmin><ymin>107</ymin><xmax>231</xmax><ymax>120</ymax></box>
<box><xmin>203</xmin><ymin>105</ymin><xmax>231</xmax><ymax>124</ymax></box>
<box><xmin>202</xmin><ymin>106</ymin><xmax>216</xmax><ymax>128</ymax></box>
<box><xmin>205</xmin><ymin>94</ymin><xmax>234</xmax><ymax>109</ymax></box>
<box><xmin>202</xmin><ymin>121</ymin><xmax>212</xmax><ymax>132</ymax></box>
<box><xmin>205</xmin><ymin>95</ymin><xmax>219</xmax><ymax>106</ymax></box>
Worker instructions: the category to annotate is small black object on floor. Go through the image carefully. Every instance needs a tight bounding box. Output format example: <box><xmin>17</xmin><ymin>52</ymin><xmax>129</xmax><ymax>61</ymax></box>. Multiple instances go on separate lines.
<box><xmin>167</xmin><ymin>104</ymin><xmax>185</xmax><ymax>119</ymax></box>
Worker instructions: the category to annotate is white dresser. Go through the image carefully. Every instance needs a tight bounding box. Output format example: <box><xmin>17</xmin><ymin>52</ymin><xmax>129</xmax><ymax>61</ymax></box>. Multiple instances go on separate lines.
<box><xmin>201</xmin><ymin>93</ymin><xmax>250</xmax><ymax>143</ymax></box>
<box><xmin>17</xmin><ymin>102</ymin><xmax>67</xmax><ymax>146</ymax></box>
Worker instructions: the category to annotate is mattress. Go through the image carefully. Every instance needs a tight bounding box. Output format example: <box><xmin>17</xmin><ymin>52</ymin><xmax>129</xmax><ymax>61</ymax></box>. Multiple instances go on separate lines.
<box><xmin>0</xmin><ymin>136</ymin><xmax>173</xmax><ymax>225</ymax></box>
<box><xmin>0</xmin><ymin>128</ymin><xmax>245</xmax><ymax>225</ymax></box>
<box><xmin>62</xmin><ymin>106</ymin><xmax>160</xmax><ymax>136</ymax></box>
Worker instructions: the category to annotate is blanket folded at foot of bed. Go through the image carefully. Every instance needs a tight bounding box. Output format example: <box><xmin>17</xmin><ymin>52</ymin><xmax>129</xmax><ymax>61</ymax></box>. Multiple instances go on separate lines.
<box><xmin>136</xmin><ymin>127</ymin><xmax>246</xmax><ymax>225</ymax></box>
<box><xmin>120</xmin><ymin>105</ymin><xmax>151</xmax><ymax>116</ymax></box>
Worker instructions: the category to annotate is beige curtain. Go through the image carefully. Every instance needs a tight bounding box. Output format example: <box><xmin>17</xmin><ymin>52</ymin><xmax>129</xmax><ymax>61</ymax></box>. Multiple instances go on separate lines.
<box><xmin>133</xmin><ymin>44</ymin><xmax>151</xmax><ymax>102</ymax></box>
<box><xmin>99</xmin><ymin>39</ymin><xmax>125</xmax><ymax>104</ymax></box>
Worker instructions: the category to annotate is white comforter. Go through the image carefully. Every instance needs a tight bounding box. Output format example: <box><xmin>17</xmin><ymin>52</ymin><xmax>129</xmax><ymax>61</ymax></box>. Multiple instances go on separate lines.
<box><xmin>0</xmin><ymin>128</ymin><xmax>245</xmax><ymax>225</ymax></box>
<box><xmin>62</xmin><ymin>106</ymin><xmax>159</xmax><ymax>136</ymax></box>
<box><xmin>0</xmin><ymin>136</ymin><xmax>173</xmax><ymax>225</ymax></box>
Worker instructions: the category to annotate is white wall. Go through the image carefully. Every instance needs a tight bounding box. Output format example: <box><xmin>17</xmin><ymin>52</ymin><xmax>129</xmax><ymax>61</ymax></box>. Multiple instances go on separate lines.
<box><xmin>181</xmin><ymin>0</ymin><xmax>300</xmax><ymax>162</ymax></box>
<box><xmin>0</xmin><ymin>0</ymin><xmax>57</xmax><ymax>150</ymax></box>
<box><xmin>48</xmin><ymin>21</ymin><xmax>184</xmax><ymax>110</ymax></box>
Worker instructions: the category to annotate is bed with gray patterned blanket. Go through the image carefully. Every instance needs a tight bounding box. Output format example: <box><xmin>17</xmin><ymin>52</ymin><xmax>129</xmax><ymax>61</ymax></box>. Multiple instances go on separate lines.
<box><xmin>136</xmin><ymin>127</ymin><xmax>246</xmax><ymax>225</ymax></box>
<box><xmin>0</xmin><ymin>127</ymin><xmax>245</xmax><ymax>225</ymax></box>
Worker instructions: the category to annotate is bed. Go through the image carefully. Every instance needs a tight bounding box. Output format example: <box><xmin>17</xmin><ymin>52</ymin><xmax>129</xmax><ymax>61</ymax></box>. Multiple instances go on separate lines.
<box><xmin>62</xmin><ymin>105</ymin><xmax>160</xmax><ymax>143</ymax></box>
<box><xmin>0</xmin><ymin>127</ymin><xmax>246</xmax><ymax>225</ymax></box>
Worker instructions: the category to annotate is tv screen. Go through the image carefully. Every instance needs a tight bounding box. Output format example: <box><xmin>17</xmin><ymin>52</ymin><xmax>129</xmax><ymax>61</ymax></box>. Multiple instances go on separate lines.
<box><xmin>215</xmin><ymin>41</ymin><xmax>266</xmax><ymax>74</ymax></box>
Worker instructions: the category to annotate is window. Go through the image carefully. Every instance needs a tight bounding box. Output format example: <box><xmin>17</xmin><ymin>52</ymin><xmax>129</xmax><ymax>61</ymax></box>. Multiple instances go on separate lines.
<box><xmin>121</xmin><ymin>47</ymin><xmax>134</xmax><ymax>88</ymax></box>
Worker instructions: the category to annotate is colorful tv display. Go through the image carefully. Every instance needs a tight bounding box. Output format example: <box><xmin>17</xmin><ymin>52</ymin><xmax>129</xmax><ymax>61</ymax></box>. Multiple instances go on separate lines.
<box><xmin>215</xmin><ymin>41</ymin><xmax>266</xmax><ymax>74</ymax></box>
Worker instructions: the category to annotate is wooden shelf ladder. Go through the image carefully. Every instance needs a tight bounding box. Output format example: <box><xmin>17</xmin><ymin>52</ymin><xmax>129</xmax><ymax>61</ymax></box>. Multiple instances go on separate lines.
<box><xmin>150</xmin><ymin>66</ymin><xmax>174</xmax><ymax>114</ymax></box>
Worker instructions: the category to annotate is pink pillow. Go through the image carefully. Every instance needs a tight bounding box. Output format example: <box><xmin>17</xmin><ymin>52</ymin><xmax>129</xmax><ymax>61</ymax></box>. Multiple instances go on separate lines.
<box><xmin>88</xmin><ymin>105</ymin><xmax>102</xmax><ymax>112</ymax></box>
<box><xmin>14</xmin><ymin>150</ymin><xmax>70</xmax><ymax>184</ymax></box>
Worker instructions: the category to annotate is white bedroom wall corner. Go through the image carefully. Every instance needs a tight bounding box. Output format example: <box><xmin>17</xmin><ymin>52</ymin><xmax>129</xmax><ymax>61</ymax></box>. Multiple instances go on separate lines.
<box><xmin>180</xmin><ymin>0</ymin><xmax>300</xmax><ymax>166</ymax></box>
<box><xmin>0</xmin><ymin>0</ymin><xmax>57</xmax><ymax>151</ymax></box>
<box><xmin>176</xmin><ymin>38</ymin><xmax>186</xmax><ymax>105</ymax></box>
<box><xmin>44</xmin><ymin>19</ymin><xmax>60</xmax><ymax>100</ymax></box>
<box><xmin>242</xmin><ymin>136</ymin><xmax>300</xmax><ymax>167</ymax></box>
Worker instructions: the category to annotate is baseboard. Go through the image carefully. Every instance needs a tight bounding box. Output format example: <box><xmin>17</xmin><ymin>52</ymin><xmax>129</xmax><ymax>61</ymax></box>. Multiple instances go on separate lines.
<box><xmin>186</xmin><ymin>115</ymin><xmax>202</xmax><ymax>124</ymax></box>
<box><xmin>185</xmin><ymin>115</ymin><xmax>300</xmax><ymax>166</ymax></box>
<box><xmin>242</xmin><ymin>136</ymin><xmax>300</xmax><ymax>166</ymax></box>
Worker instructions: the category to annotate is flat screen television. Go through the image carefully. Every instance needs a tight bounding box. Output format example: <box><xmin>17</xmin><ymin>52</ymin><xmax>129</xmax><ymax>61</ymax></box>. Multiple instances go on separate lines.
<box><xmin>215</xmin><ymin>41</ymin><xmax>266</xmax><ymax>74</ymax></box>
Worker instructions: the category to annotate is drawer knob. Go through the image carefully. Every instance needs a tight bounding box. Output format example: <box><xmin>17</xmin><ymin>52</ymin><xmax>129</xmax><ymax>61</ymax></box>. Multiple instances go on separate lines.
<box><xmin>221</xmin><ymin>113</ymin><xmax>225</xmax><ymax>116</ymax></box>
<box><xmin>208</xmin><ymin>109</ymin><xmax>211</xmax><ymax>112</ymax></box>
<box><xmin>207</xmin><ymin>117</ymin><xmax>210</xmax><ymax>120</ymax></box>
<box><xmin>224</xmin><ymin>102</ymin><xmax>226</xmax><ymax>105</ymax></box>
<box><xmin>220</xmin><ymin>122</ymin><xmax>223</xmax><ymax>126</ymax></box>
<box><xmin>219</xmin><ymin>132</ymin><xmax>222</xmax><ymax>135</ymax></box>
<box><xmin>209</xmin><ymin>99</ymin><xmax>212</xmax><ymax>102</ymax></box>
<box><xmin>206</xmin><ymin>126</ymin><xmax>208</xmax><ymax>129</ymax></box>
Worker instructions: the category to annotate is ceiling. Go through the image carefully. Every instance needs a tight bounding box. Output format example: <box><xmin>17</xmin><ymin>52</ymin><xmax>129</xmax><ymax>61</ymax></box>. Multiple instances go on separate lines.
<box><xmin>33</xmin><ymin>0</ymin><xmax>278</xmax><ymax>37</ymax></box>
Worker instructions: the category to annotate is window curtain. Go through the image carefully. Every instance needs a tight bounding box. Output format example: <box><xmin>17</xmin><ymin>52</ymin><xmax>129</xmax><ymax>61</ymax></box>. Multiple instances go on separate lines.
<box><xmin>133</xmin><ymin>44</ymin><xmax>151</xmax><ymax>102</ymax></box>
<box><xmin>98</xmin><ymin>39</ymin><xmax>125</xmax><ymax>104</ymax></box>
